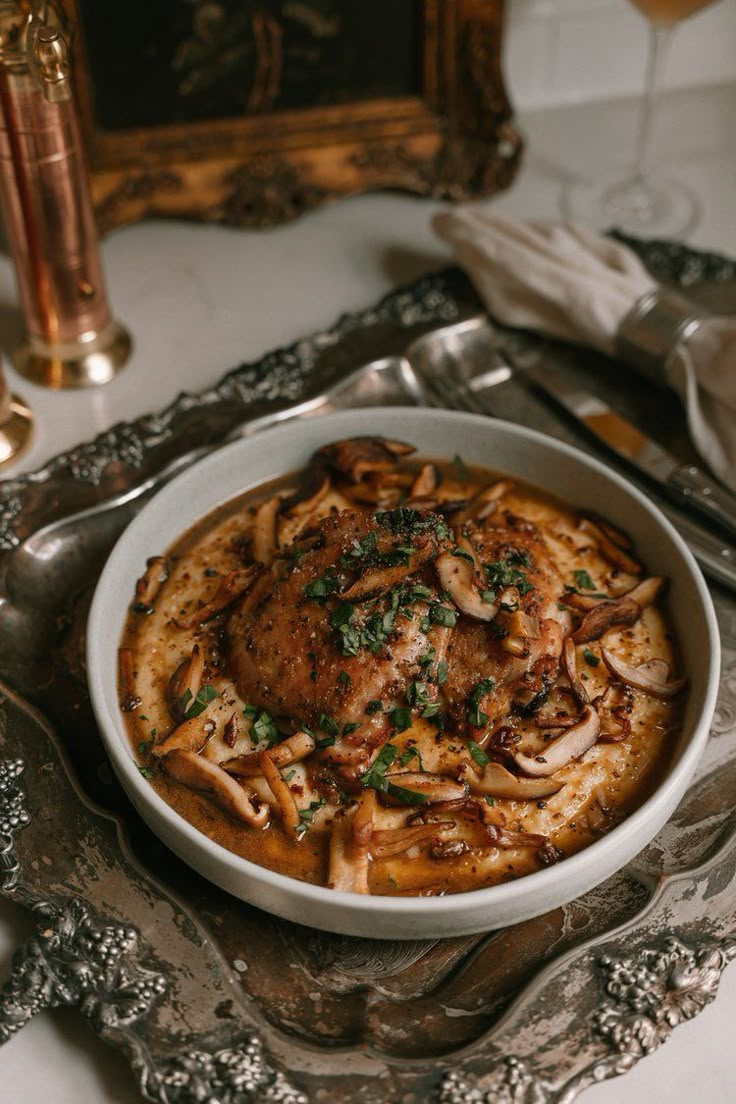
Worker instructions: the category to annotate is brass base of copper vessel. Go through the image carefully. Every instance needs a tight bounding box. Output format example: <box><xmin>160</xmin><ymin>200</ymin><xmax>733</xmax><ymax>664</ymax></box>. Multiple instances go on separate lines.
<box><xmin>13</xmin><ymin>320</ymin><xmax>132</xmax><ymax>388</ymax></box>
<box><xmin>0</xmin><ymin>393</ymin><xmax>34</xmax><ymax>468</ymax></box>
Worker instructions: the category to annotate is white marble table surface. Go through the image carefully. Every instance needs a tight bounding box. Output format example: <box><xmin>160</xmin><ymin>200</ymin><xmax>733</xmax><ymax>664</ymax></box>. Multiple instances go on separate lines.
<box><xmin>0</xmin><ymin>83</ymin><xmax>734</xmax><ymax>1102</ymax></box>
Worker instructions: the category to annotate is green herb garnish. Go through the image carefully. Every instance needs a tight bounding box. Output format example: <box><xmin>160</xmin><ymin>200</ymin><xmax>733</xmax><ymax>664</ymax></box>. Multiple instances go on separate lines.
<box><xmin>304</xmin><ymin>573</ymin><xmax>341</xmax><ymax>600</ymax></box>
<box><xmin>573</xmin><ymin>569</ymin><xmax>596</xmax><ymax>592</ymax></box>
<box><xmin>428</xmin><ymin>603</ymin><xmax>457</xmax><ymax>627</ymax></box>
<box><xmin>468</xmin><ymin>740</ymin><xmax>490</xmax><ymax>767</ymax></box>
<box><xmin>467</xmin><ymin>678</ymin><xmax>495</xmax><ymax>728</ymax></box>
<box><xmin>365</xmin><ymin>699</ymin><xmax>384</xmax><ymax>715</ymax></box>
<box><xmin>180</xmin><ymin>684</ymin><xmax>218</xmax><ymax>719</ymax></box>
<box><xmin>390</xmin><ymin>707</ymin><xmax>413</xmax><ymax>732</ymax></box>
<box><xmin>399</xmin><ymin>746</ymin><xmax>424</xmax><ymax>769</ymax></box>
<box><xmin>360</xmin><ymin>743</ymin><xmax>429</xmax><ymax>805</ymax></box>
<box><xmin>296</xmin><ymin>797</ymin><xmax>327</xmax><ymax>840</ymax></box>
<box><xmin>582</xmin><ymin>648</ymin><xmax>601</xmax><ymax>667</ymax></box>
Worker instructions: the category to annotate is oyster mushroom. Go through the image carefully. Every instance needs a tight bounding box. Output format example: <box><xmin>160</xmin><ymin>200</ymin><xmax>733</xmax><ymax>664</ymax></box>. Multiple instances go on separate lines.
<box><xmin>340</xmin><ymin>540</ymin><xmax>437</xmax><ymax>602</ymax></box>
<box><xmin>454</xmin><ymin>480</ymin><xmax>514</xmax><ymax>524</ymax></box>
<box><xmin>409</xmin><ymin>463</ymin><xmax>438</xmax><ymax>499</ymax></box>
<box><xmin>277</xmin><ymin>468</ymin><xmax>331</xmax><ymax>548</ymax></box>
<box><xmin>223</xmin><ymin>730</ymin><xmax>316</xmax><ymax>777</ymax></box>
<box><xmin>435</xmin><ymin>542</ymin><xmax>497</xmax><ymax>621</ymax></box>
<box><xmin>318</xmin><ymin>437</ymin><xmax>415</xmax><ymax>483</ymax></box>
<box><xmin>579</xmin><ymin>517</ymin><xmax>642</xmax><ymax>575</ymax></box>
<box><xmin>253</xmin><ymin>497</ymin><xmax>280</xmax><ymax>566</ymax></box>
<box><xmin>382</xmin><ymin>772</ymin><xmax>468</xmax><ymax>804</ymax></box>
<box><xmin>166</xmin><ymin>644</ymin><xmax>205</xmax><ymax>722</ymax></box>
<box><xmin>370</xmin><ymin>821</ymin><xmax>455</xmax><ymax>858</ymax></box>
<box><xmin>563</xmin><ymin>637</ymin><xmax>589</xmax><ymax>705</ymax></box>
<box><xmin>258</xmin><ymin>751</ymin><xmax>301</xmax><ymax>838</ymax></box>
<box><xmin>601</xmin><ymin>649</ymin><xmax>687</xmax><ymax>698</ymax></box>
<box><xmin>176</xmin><ymin>567</ymin><xmax>259</xmax><ymax>629</ymax></box>
<box><xmin>572</xmin><ymin>596</ymin><xmax>640</xmax><ymax>644</ymax></box>
<box><xmin>162</xmin><ymin>749</ymin><xmax>269</xmax><ymax>827</ymax></box>
<box><xmin>133</xmin><ymin>556</ymin><xmax>169</xmax><ymax>614</ymax></box>
<box><xmin>513</xmin><ymin>705</ymin><xmax>601</xmax><ymax>777</ymax></box>
<box><xmin>118</xmin><ymin>648</ymin><xmax>142</xmax><ymax>713</ymax></box>
<box><xmin>461</xmin><ymin>761</ymin><xmax>565</xmax><ymax>801</ymax></box>
<box><xmin>327</xmin><ymin>792</ymin><xmax>376</xmax><ymax>893</ymax></box>
<box><xmin>151</xmin><ymin>715</ymin><xmax>216</xmax><ymax>758</ymax></box>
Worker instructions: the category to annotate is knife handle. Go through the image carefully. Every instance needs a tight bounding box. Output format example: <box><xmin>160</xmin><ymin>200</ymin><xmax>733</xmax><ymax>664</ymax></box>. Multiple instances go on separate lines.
<box><xmin>660</xmin><ymin>499</ymin><xmax>736</xmax><ymax>593</ymax></box>
<box><xmin>668</xmin><ymin>464</ymin><xmax>736</xmax><ymax>543</ymax></box>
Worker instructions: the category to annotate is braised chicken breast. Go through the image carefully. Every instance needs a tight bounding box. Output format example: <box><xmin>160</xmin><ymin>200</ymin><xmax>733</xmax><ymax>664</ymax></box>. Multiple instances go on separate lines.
<box><xmin>119</xmin><ymin>437</ymin><xmax>685</xmax><ymax>897</ymax></box>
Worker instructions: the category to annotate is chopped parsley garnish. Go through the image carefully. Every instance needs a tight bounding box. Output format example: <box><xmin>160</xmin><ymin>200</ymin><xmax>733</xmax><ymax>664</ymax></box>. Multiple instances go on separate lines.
<box><xmin>399</xmin><ymin>746</ymin><xmax>424</xmax><ymax>769</ymax></box>
<box><xmin>484</xmin><ymin>796</ymin><xmax>497</xmax><ymax>808</ymax></box>
<box><xmin>390</xmin><ymin>707</ymin><xmax>413</xmax><ymax>732</ymax></box>
<box><xmin>137</xmin><ymin>739</ymin><xmax>153</xmax><ymax>756</ymax></box>
<box><xmin>342</xmin><ymin>722</ymin><xmax>362</xmax><ymax>736</ymax></box>
<box><xmin>573</xmin><ymin>569</ymin><xmax>596</xmax><ymax>592</ymax></box>
<box><xmin>418</xmin><ymin>647</ymin><xmax>436</xmax><ymax>667</ymax></box>
<box><xmin>407</xmin><ymin>680</ymin><xmax>441</xmax><ymax>719</ymax></box>
<box><xmin>242</xmin><ymin>704</ymin><xmax>258</xmax><ymax>720</ymax></box>
<box><xmin>467</xmin><ymin>678</ymin><xmax>495</xmax><ymax>728</ymax></box>
<box><xmin>436</xmin><ymin>660</ymin><xmax>449</xmax><ymax>685</ymax></box>
<box><xmin>284</xmin><ymin>769</ymin><xmax>297</xmax><ymax>782</ymax></box>
<box><xmin>365</xmin><ymin>699</ymin><xmax>384</xmax><ymax>715</ymax></box>
<box><xmin>451</xmin><ymin>547</ymin><xmax>475</xmax><ymax>564</ymax></box>
<box><xmin>485</xmin><ymin>552</ymin><xmax>534</xmax><ymax>595</ymax></box>
<box><xmin>138</xmin><ymin>766</ymin><xmax>154</xmax><ymax>779</ymax></box>
<box><xmin>582</xmin><ymin>647</ymin><xmax>601</xmax><ymax>667</ymax></box>
<box><xmin>337</xmin><ymin>670</ymin><xmax>351</xmax><ymax>687</ymax></box>
<box><xmin>318</xmin><ymin>714</ymin><xmax>339</xmax><ymax>736</ymax></box>
<box><xmin>249</xmin><ymin>709</ymin><xmax>280</xmax><ymax>747</ymax></box>
<box><xmin>482</xmin><ymin>589</ymin><xmax>497</xmax><ymax>605</ymax></box>
<box><xmin>360</xmin><ymin>743</ymin><xmax>429</xmax><ymax>805</ymax></box>
<box><xmin>340</xmin><ymin>530</ymin><xmax>377</xmax><ymax>566</ymax></box>
<box><xmin>180</xmin><ymin>684</ymin><xmax>218</xmax><ymax>719</ymax></box>
<box><xmin>428</xmin><ymin>603</ymin><xmax>457</xmax><ymax>627</ymax></box>
<box><xmin>304</xmin><ymin>573</ymin><xmax>341</xmax><ymax>600</ymax></box>
<box><xmin>296</xmin><ymin>797</ymin><xmax>326</xmax><ymax>840</ymax></box>
<box><xmin>375</xmin><ymin>506</ymin><xmax>451</xmax><ymax>542</ymax></box>
<box><xmin>453</xmin><ymin>454</ymin><xmax>470</xmax><ymax>481</ymax></box>
<box><xmin>468</xmin><ymin>740</ymin><xmax>490</xmax><ymax>767</ymax></box>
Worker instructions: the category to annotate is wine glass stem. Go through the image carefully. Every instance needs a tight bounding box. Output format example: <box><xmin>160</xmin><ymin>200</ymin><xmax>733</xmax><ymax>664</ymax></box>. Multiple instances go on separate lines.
<box><xmin>633</xmin><ymin>21</ymin><xmax>674</xmax><ymax>186</ymax></box>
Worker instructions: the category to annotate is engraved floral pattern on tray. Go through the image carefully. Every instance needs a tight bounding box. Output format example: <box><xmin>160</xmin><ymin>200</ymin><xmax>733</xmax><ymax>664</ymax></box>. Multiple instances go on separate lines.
<box><xmin>0</xmin><ymin>238</ymin><xmax>734</xmax><ymax>1102</ymax></box>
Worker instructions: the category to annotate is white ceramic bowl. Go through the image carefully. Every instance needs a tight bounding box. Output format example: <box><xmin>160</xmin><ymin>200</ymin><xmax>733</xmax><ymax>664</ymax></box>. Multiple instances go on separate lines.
<box><xmin>87</xmin><ymin>408</ymin><xmax>719</xmax><ymax>940</ymax></box>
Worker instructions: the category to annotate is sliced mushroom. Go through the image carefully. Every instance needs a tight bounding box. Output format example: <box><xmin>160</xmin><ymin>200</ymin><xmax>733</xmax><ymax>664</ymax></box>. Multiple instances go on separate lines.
<box><xmin>277</xmin><ymin>469</ymin><xmax>331</xmax><ymax>548</ymax></box>
<box><xmin>485</xmin><ymin>825</ymin><xmax>549</xmax><ymax>849</ymax></box>
<box><xmin>253</xmin><ymin>497</ymin><xmax>280</xmax><ymax>566</ymax></box>
<box><xmin>500</xmin><ymin>610</ymin><xmax>541</xmax><ymax>657</ymax></box>
<box><xmin>563</xmin><ymin>637</ymin><xmax>589</xmax><ymax>705</ymax></box>
<box><xmin>435</xmin><ymin>551</ymin><xmax>497</xmax><ymax>621</ymax></box>
<box><xmin>133</xmin><ymin>556</ymin><xmax>169</xmax><ymax>613</ymax></box>
<box><xmin>513</xmin><ymin>705</ymin><xmax>601</xmax><ymax>777</ymax></box>
<box><xmin>351</xmin><ymin>788</ymin><xmax>376</xmax><ymax>860</ymax></box>
<box><xmin>601</xmin><ymin>649</ymin><xmax>687</xmax><ymax>698</ymax></box>
<box><xmin>454</xmin><ymin>480</ymin><xmax>514</xmax><ymax>524</ymax></box>
<box><xmin>317</xmin><ymin>437</ymin><xmax>415</xmax><ymax>483</ymax></box>
<box><xmin>223</xmin><ymin>712</ymin><xmax>240</xmax><ymax>748</ymax></box>
<box><xmin>223</xmin><ymin>730</ymin><xmax>316</xmax><ymax>777</ymax></box>
<box><xmin>166</xmin><ymin>644</ymin><xmax>205</xmax><ymax>722</ymax></box>
<box><xmin>163</xmin><ymin>749</ymin><xmax>268</xmax><ymax>827</ymax></box>
<box><xmin>625</xmin><ymin>575</ymin><xmax>668</xmax><ymax>607</ymax></box>
<box><xmin>410</xmin><ymin>463</ymin><xmax>438</xmax><ymax>499</ymax></box>
<box><xmin>370</xmin><ymin>821</ymin><xmax>455</xmax><ymax>858</ymax></box>
<box><xmin>572</xmin><ymin>596</ymin><xmax>640</xmax><ymax>644</ymax></box>
<box><xmin>327</xmin><ymin>807</ymin><xmax>370</xmax><ymax>893</ymax></box>
<box><xmin>579</xmin><ymin>517</ymin><xmax>642</xmax><ymax>575</ymax></box>
<box><xmin>462</xmin><ymin>761</ymin><xmax>565</xmax><ymax>801</ymax></box>
<box><xmin>151</xmin><ymin>715</ymin><xmax>216</xmax><ymax>757</ymax></box>
<box><xmin>118</xmin><ymin>648</ymin><xmax>142</xmax><ymax>713</ymax></box>
<box><xmin>383</xmin><ymin>772</ymin><xmax>468</xmax><ymax>804</ymax></box>
<box><xmin>258</xmin><ymin>751</ymin><xmax>301</xmax><ymax>838</ymax></box>
<box><xmin>176</xmin><ymin>567</ymin><xmax>259</xmax><ymax>629</ymax></box>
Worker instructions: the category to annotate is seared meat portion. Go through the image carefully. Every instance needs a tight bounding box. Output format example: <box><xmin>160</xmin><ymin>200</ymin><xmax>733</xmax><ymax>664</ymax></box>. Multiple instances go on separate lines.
<box><xmin>227</xmin><ymin>508</ymin><xmax>451</xmax><ymax>749</ymax></box>
<box><xmin>442</xmin><ymin>518</ymin><xmax>568</xmax><ymax>734</ymax></box>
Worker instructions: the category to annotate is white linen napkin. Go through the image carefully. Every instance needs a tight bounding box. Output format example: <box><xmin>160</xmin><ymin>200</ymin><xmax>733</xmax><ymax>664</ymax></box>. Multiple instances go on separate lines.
<box><xmin>432</xmin><ymin>209</ymin><xmax>736</xmax><ymax>490</ymax></box>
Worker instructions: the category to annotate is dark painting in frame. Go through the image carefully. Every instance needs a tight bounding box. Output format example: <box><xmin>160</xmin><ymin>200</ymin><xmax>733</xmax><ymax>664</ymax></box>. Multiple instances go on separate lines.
<box><xmin>61</xmin><ymin>0</ymin><xmax>523</xmax><ymax>232</ymax></box>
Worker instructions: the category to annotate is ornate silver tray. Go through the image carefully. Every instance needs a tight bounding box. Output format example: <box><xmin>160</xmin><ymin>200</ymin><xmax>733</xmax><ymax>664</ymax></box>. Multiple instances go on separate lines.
<box><xmin>0</xmin><ymin>237</ymin><xmax>734</xmax><ymax>1103</ymax></box>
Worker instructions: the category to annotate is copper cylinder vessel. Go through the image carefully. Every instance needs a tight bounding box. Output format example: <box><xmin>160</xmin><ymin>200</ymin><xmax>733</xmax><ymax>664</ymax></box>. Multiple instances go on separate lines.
<box><xmin>0</xmin><ymin>0</ymin><xmax>130</xmax><ymax>388</ymax></box>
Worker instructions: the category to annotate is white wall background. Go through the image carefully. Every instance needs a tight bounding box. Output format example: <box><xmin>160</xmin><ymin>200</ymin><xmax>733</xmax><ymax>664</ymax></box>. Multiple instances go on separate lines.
<box><xmin>504</xmin><ymin>0</ymin><xmax>736</xmax><ymax>109</ymax></box>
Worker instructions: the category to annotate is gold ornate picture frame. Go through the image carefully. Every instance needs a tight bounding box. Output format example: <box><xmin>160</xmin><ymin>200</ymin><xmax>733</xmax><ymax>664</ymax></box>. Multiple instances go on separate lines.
<box><xmin>61</xmin><ymin>0</ymin><xmax>522</xmax><ymax>231</ymax></box>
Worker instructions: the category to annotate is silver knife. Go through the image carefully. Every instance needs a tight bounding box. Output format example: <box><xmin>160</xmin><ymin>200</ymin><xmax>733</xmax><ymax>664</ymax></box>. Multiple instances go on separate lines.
<box><xmin>520</xmin><ymin>360</ymin><xmax>736</xmax><ymax>544</ymax></box>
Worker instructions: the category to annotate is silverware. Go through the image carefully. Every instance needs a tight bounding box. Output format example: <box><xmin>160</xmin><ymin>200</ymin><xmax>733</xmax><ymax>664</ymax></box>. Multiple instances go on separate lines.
<box><xmin>419</xmin><ymin>356</ymin><xmax>736</xmax><ymax>594</ymax></box>
<box><xmin>521</xmin><ymin>359</ymin><xmax>736</xmax><ymax>544</ymax></box>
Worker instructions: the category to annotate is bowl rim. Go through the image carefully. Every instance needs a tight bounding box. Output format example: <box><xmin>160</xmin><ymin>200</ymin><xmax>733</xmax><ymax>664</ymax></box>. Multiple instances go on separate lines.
<box><xmin>87</xmin><ymin>407</ymin><xmax>720</xmax><ymax>919</ymax></box>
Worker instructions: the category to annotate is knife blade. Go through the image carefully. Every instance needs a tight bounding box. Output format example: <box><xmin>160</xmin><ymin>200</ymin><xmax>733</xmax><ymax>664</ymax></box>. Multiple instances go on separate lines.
<box><xmin>520</xmin><ymin>359</ymin><xmax>736</xmax><ymax>544</ymax></box>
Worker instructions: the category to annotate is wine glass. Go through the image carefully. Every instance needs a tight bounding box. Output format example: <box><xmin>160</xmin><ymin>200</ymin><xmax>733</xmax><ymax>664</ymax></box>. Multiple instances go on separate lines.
<box><xmin>562</xmin><ymin>0</ymin><xmax>721</xmax><ymax>237</ymax></box>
